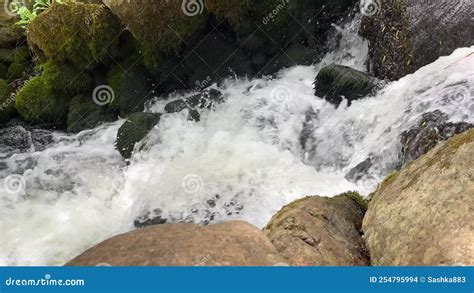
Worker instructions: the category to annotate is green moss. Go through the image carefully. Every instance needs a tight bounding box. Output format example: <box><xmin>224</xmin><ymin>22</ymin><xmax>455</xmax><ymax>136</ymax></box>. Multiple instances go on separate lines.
<box><xmin>14</xmin><ymin>46</ymin><xmax>30</xmax><ymax>63</ymax></box>
<box><xmin>336</xmin><ymin>191</ymin><xmax>369</xmax><ymax>211</ymax></box>
<box><xmin>0</xmin><ymin>79</ymin><xmax>17</xmax><ymax>123</ymax></box>
<box><xmin>0</xmin><ymin>63</ymin><xmax>7</xmax><ymax>79</ymax></box>
<box><xmin>27</xmin><ymin>2</ymin><xmax>121</xmax><ymax>69</ymax></box>
<box><xmin>6</xmin><ymin>62</ymin><xmax>27</xmax><ymax>81</ymax></box>
<box><xmin>380</xmin><ymin>171</ymin><xmax>399</xmax><ymax>190</ymax></box>
<box><xmin>42</xmin><ymin>61</ymin><xmax>94</xmax><ymax>96</ymax></box>
<box><xmin>104</xmin><ymin>1</ymin><xmax>207</xmax><ymax>70</ymax></box>
<box><xmin>106</xmin><ymin>57</ymin><xmax>152</xmax><ymax>115</ymax></box>
<box><xmin>15</xmin><ymin>76</ymin><xmax>69</xmax><ymax>124</ymax></box>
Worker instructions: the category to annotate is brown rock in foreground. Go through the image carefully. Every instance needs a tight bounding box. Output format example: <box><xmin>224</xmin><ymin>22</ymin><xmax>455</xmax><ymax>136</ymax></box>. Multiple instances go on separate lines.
<box><xmin>66</xmin><ymin>221</ymin><xmax>285</xmax><ymax>266</ymax></box>
<box><xmin>263</xmin><ymin>192</ymin><xmax>370</xmax><ymax>266</ymax></box>
<box><xmin>363</xmin><ymin>129</ymin><xmax>474</xmax><ymax>266</ymax></box>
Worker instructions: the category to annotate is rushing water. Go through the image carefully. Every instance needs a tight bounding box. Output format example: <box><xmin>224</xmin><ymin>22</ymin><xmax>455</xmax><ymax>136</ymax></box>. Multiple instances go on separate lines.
<box><xmin>0</xmin><ymin>17</ymin><xmax>473</xmax><ymax>266</ymax></box>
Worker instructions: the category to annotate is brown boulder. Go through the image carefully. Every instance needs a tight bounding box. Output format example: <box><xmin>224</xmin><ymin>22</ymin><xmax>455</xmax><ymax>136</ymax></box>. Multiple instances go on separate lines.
<box><xmin>363</xmin><ymin>129</ymin><xmax>474</xmax><ymax>266</ymax></box>
<box><xmin>66</xmin><ymin>221</ymin><xmax>285</xmax><ymax>266</ymax></box>
<box><xmin>263</xmin><ymin>192</ymin><xmax>370</xmax><ymax>266</ymax></box>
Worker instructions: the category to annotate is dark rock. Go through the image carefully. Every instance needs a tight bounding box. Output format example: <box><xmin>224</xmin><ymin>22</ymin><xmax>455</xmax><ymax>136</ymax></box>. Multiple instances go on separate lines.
<box><xmin>183</xmin><ymin>33</ymin><xmax>254</xmax><ymax>87</ymax></box>
<box><xmin>116</xmin><ymin>112</ymin><xmax>162</xmax><ymax>159</ymax></box>
<box><xmin>260</xmin><ymin>44</ymin><xmax>318</xmax><ymax>75</ymax></box>
<box><xmin>359</xmin><ymin>0</ymin><xmax>474</xmax><ymax>80</ymax></box>
<box><xmin>0</xmin><ymin>125</ymin><xmax>55</xmax><ymax>157</ymax></box>
<box><xmin>107</xmin><ymin>58</ymin><xmax>155</xmax><ymax>115</ymax></box>
<box><xmin>345</xmin><ymin>157</ymin><xmax>374</xmax><ymax>182</ymax></box>
<box><xmin>67</xmin><ymin>95</ymin><xmax>117</xmax><ymax>133</ymax></box>
<box><xmin>314</xmin><ymin>64</ymin><xmax>377</xmax><ymax>106</ymax></box>
<box><xmin>400</xmin><ymin>110</ymin><xmax>472</xmax><ymax>165</ymax></box>
<box><xmin>134</xmin><ymin>208</ymin><xmax>167</xmax><ymax>228</ymax></box>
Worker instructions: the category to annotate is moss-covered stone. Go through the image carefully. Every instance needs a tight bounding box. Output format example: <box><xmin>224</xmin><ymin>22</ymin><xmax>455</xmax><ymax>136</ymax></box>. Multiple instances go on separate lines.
<box><xmin>107</xmin><ymin>57</ymin><xmax>153</xmax><ymax>115</ymax></box>
<box><xmin>27</xmin><ymin>2</ymin><xmax>122</xmax><ymax>69</ymax></box>
<box><xmin>42</xmin><ymin>61</ymin><xmax>94</xmax><ymax>96</ymax></box>
<box><xmin>0</xmin><ymin>79</ymin><xmax>17</xmax><ymax>123</ymax></box>
<box><xmin>104</xmin><ymin>1</ymin><xmax>207</xmax><ymax>70</ymax></box>
<box><xmin>335</xmin><ymin>191</ymin><xmax>369</xmax><ymax>211</ymax></box>
<box><xmin>116</xmin><ymin>112</ymin><xmax>161</xmax><ymax>159</ymax></box>
<box><xmin>6</xmin><ymin>62</ymin><xmax>27</xmax><ymax>81</ymax></box>
<box><xmin>14</xmin><ymin>46</ymin><xmax>30</xmax><ymax>63</ymax></box>
<box><xmin>15</xmin><ymin>76</ymin><xmax>69</xmax><ymax>124</ymax></box>
<box><xmin>67</xmin><ymin>94</ymin><xmax>117</xmax><ymax>133</ymax></box>
<box><xmin>0</xmin><ymin>63</ymin><xmax>7</xmax><ymax>79</ymax></box>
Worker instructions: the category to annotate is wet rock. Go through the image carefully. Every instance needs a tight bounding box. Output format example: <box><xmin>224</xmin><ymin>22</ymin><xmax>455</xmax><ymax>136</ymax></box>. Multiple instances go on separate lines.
<box><xmin>359</xmin><ymin>0</ymin><xmax>474</xmax><ymax>80</ymax></box>
<box><xmin>0</xmin><ymin>125</ymin><xmax>55</xmax><ymax>157</ymax></box>
<box><xmin>400</xmin><ymin>110</ymin><xmax>472</xmax><ymax>165</ymax></box>
<box><xmin>363</xmin><ymin>129</ymin><xmax>474</xmax><ymax>265</ymax></box>
<box><xmin>115</xmin><ymin>112</ymin><xmax>161</xmax><ymax>159</ymax></box>
<box><xmin>67</xmin><ymin>95</ymin><xmax>117</xmax><ymax>133</ymax></box>
<box><xmin>314</xmin><ymin>64</ymin><xmax>377</xmax><ymax>106</ymax></box>
<box><xmin>133</xmin><ymin>209</ymin><xmax>167</xmax><ymax>229</ymax></box>
<box><xmin>263</xmin><ymin>192</ymin><xmax>369</xmax><ymax>266</ymax></box>
<box><xmin>66</xmin><ymin>221</ymin><xmax>285</xmax><ymax>266</ymax></box>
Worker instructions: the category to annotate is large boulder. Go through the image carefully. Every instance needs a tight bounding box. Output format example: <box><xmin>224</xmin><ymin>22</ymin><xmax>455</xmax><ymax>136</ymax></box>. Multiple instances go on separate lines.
<box><xmin>66</xmin><ymin>221</ymin><xmax>285</xmax><ymax>266</ymax></box>
<box><xmin>400</xmin><ymin>110</ymin><xmax>472</xmax><ymax>165</ymax></box>
<box><xmin>115</xmin><ymin>112</ymin><xmax>162</xmax><ymax>159</ymax></box>
<box><xmin>103</xmin><ymin>0</ymin><xmax>207</xmax><ymax>70</ymax></box>
<box><xmin>363</xmin><ymin>129</ymin><xmax>474</xmax><ymax>266</ymax></box>
<box><xmin>27</xmin><ymin>2</ymin><xmax>121</xmax><ymax>69</ymax></box>
<box><xmin>314</xmin><ymin>64</ymin><xmax>377</xmax><ymax>106</ymax></box>
<box><xmin>263</xmin><ymin>192</ymin><xmax>369</xmax><ymax>266</ymax></box>
<box><xmin>359</xmin><ymin>0</ymin><xmax>474</xmax><ymax>80</ymax></box>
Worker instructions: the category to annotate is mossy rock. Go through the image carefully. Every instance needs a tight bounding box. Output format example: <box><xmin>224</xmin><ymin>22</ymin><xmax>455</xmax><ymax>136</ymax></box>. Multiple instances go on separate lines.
<box><xmin>67</xmin><ymin>94</ymin><xmax>117</xmax><ymax>133</ymax></box>
<box><xmin>6</xmin><ymin>62</ymin><xmax>27</xmax><ymax>81</ymax></box>
<box><xmin>0</xmin><ymin>79</ymin><xmax>17</xmax><ymax>123</ymax></box>
<box><xmin>15</xmin><ymin>76</ymin><xmax>69</xmax><ymax>125</ymax></box>
<box><xmin>107</xmin><ymin>58</ymin><xmax>153</xmax><ymax>115</ymax></box>
<box><xmin>314</xmin><ymin>64</ymin><xmax>377</xmax><ymax>106</ymax></box>
<box><xmin>42</xmin><ymin>61</ymin><xmax>94</xmax><ymax>96</ymax></box>
<box><xmin>0</xmin><ymin>63</ymin><xmax>7</xmax><ymax>79</ymax></box>
<box><xmin>116</xmin><ymin>112</ymin><xmax>162</xmax><ymax>159</ymax></box>
<box><xmin>14</xmin><ymin>46</ymin><xmax>30</xmax><ymax>63</ymax></box>
<box><xmin>27</xmin><ymin>2</ymin><xmax>122</xmax><ymax>69</ymax></box>
<box><xmin>0</xmin><ymin>48</ymin><xmax>15</xmax><ymax>64</ymax></box>
<box><xmin>104</xmin><ymin>0</ymin><xmax>207</xmax><ymax>70</ymax></box>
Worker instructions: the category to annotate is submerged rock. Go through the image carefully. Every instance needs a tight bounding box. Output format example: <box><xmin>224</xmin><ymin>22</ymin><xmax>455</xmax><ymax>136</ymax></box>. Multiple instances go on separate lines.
<box><xmin>115</xmin><ymin>112</ymin><xmax>161</xmax><ymax>159</ymax></box>
<box><xmin>363</xmin><ymin>129</ymin><xmax>474</xmax><ymax>266</ymax></box>
<box><xmin>314</xmin><ymin>64</ymin><xmax>377</xmax><ymax>106</ymax></box>
<box><xmin>400</xmin><ymin>110</ymin><xmax>472</xmax><ymax>165</ymax></box>
<box><xmin>66</xmin><ymin>221</ymin><xmax>285</xmax><ymax>266</ymax></box>
<box><xmin>263</xmin><ymin>192</ymin><xmax>369</xmax><ymax>266</ymax></box>
<box><xmin>359</xmin><ymin>0</ymin><xmax>474</xmax><ymax>80</ymax></box>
